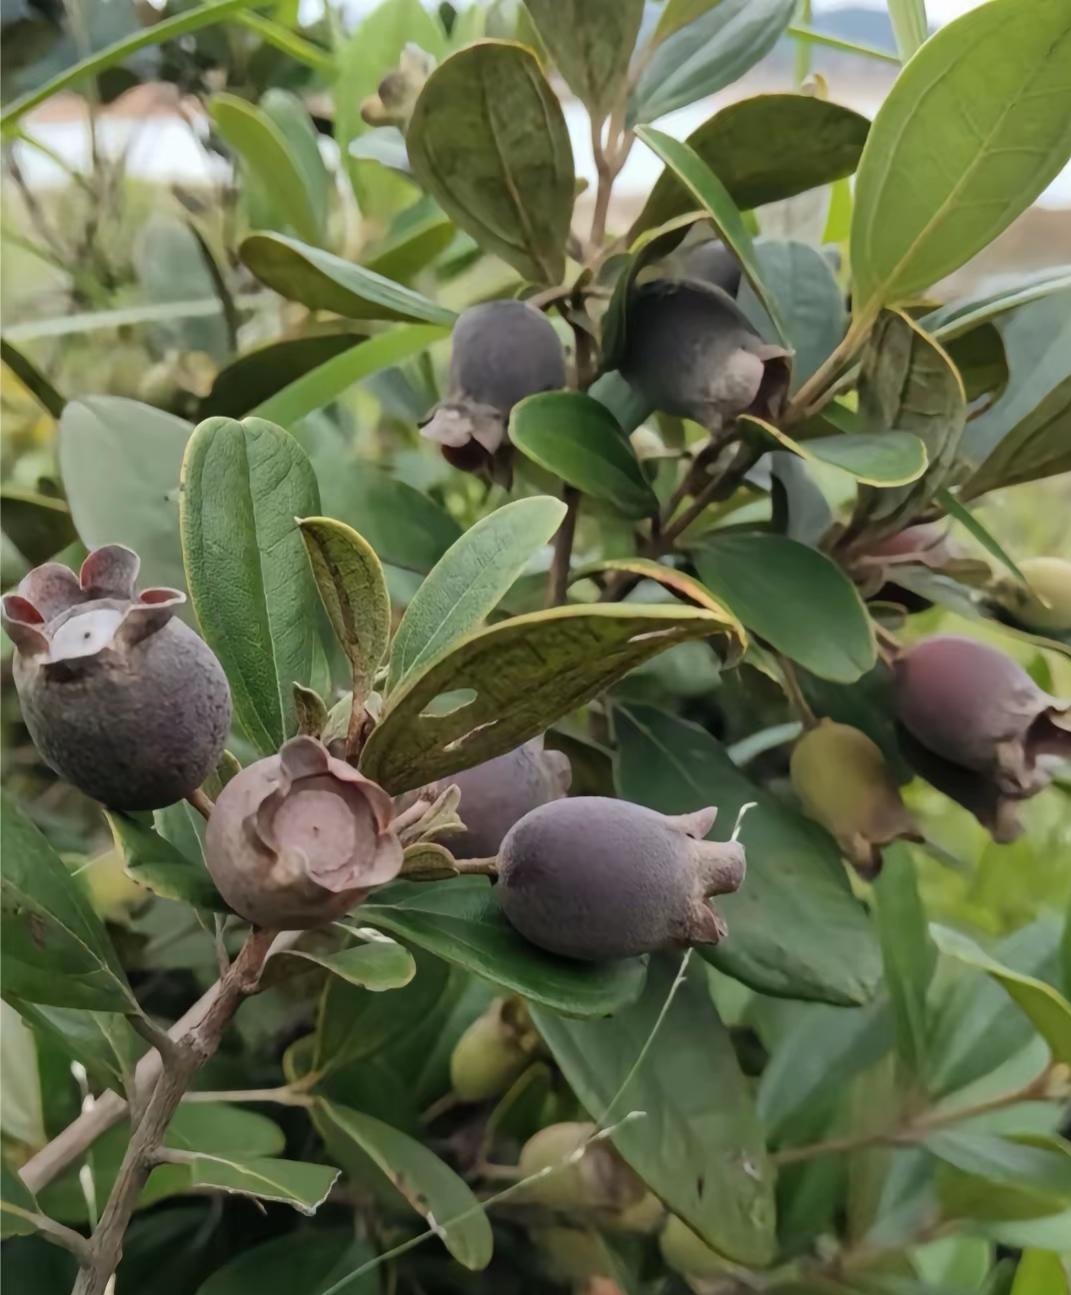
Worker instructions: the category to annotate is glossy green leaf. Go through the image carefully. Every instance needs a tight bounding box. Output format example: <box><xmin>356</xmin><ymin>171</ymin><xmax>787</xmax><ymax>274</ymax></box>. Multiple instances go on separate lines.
<box><xmin>1011</xmin><ymin>1250</ymin><xmax>1071</xmax><ymax>1295</ymax></box>
<box><xmin>362</xmin><ymin>202</ymin><xmax>454</xmax><ymax>283</ymax></box>
<box><xmin>1</xmin><ymin>794</ymin><xmax>134</xmax><ymax>1012</ymax></box>
<box><xmin>531</xmin><ymin>956</ymin><xmax>775</xmax><ymax>1265</ymax></box>
<box><xmin>318</xmin><ymin>1101</ymin><xmax>493</xmax><ymax>1269</ymax></box>
<box><xmin>253</xmin><ymin>324</ymin><xmax>448</xmax><ymax>427</ymax></box>
<box><xmin>4</xmin><ymin>999</ymin><xmax>139</xmax><ymax>1094</ymax></box>
<box><xmin>850</xmin><ymin>310</ymin><xmax>966</xmax><ymax>536</ymax></box>
<box><xmin>930</xmin><ymin>924</ymin><xmax>1071</xmax><ymax>1064</ymax></box>
<box><xmin>182</xmin><ymin>1156</ymin><xmax>339</xmax><ymax>1215</ymax></box>
<box><xmin>510</xmin><ymin>393</ymin><xmax>658</xmax><ymax>519</ymax></box>
<box><xmin>196</xmin><ymin>1232</ymin><xmax>377</xmax><ymax>1295</ymax></box>
<box><xmin>180</xmin><ymin>416</ymin><xmax>322</xmax><ymax>754</ymax></box>
<box><xmin>58</xmin><ymin>397</ymin><xmax>191</xmax><ymax>595</ymax></box>
<box><xmin>210</xmin><ymin>95</ymin><xmax>323</xmax><ymax>246</ymax></box>
<box><xmin>850</xmin><ymin>0</ymin><xmax>1071</xmax><ymax>311</ymax></box>
<box><xmin>692</xmin><ymin>532</ymin><xmax>875</xmax><ymax>683</ymax></box>
<box><xmin>875</xmin><ymin>848</ymin><xmax>936</xmax><ymax>1084</ymax></box>
<box><xmin>106</xmin><ymin>812</ymin><xmax>229</xmax><ymax>912</ymax></box>
<box><xmin>387</xmin><ymin>496</ymin><xmax>566</xmax><ymax>693</ymax></box>
<box><xmin>888</xmin><ymin>0</ymin><xmax>927</xmax><ymax>60</ymax></box>
<box><xmin>259</xmin><ymin>89</ymin><xmax>330</xmax><ymax>245</ymax></box>
<box><xmin>278</xmin><ymin>939</ymin><xmax>416</xmax><ymax>992</ymax></box>
<box><xmin>1</xmin><ymin>1165</ymin><xmax>40</xmax><ymax>1240</ymax></box>
<box><xmin>299</xmin><ymin>517</ymin><xmax>391</xmax><ymax>699</ymax></box>
<box><xmin>636</xmin><ymin>126</ymin><xmax>787</xmax><ymax>343</ymax></box>
<box><xmin>242</xmin><ymin>233</ymin><xmax>455</xmax><ymax>325</ymax></box>
<box><xmin>742</xmin><ymin>415</ymin><xmax>928</xmax><ymax>488</ymax></box>
<box><xmin>631</xmin><ymin>96</ymin><xmax>868</xmax><ymax>238</ymax></box>
<box><xmin>201</xmin><ymin>331</ymin><xmax>366</xmax><ymax>420</ymax></box>
<box><xmin>361</xmin><ymin>603</ymin><xmax>743</xmax><ymax>793</ymax></box>
<box><xmin>614</xmin><ymin>705</ymin><xmax>881</xmax><ymax>1004</ymax></box>
<box><xmin>523</xmin><ymin>0</ymin><xmax>643</xmax><ymax>118</ymax></box>
<box><xmin>0</xmin><ymin>489</ymin><xmax>77</xmax><ymax>566</ymax></box>
<box><xmin>362</xmin><ymin>878</ymin><xmax>647</xmax><ymax>1017</ymax></box>
<box><xmin>629</xmin><ymin>0</ymin><xmax>795</xmax><ymax>124</ymax></box>
<box><xmin>406</xmin><ymin>41</ymin><xmax>574</xmax><ymax>284</ymax></box>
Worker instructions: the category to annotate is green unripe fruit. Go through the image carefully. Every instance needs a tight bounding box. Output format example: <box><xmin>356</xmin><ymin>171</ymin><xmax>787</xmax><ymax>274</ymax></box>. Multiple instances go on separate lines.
<box><xmin>518</xmin><ymin>1122</ymin><xmax>646</xmax><ymax>1212</ymax></box>
<box><xmin>997</xmin><ymin>557</ymin><xmax>1071</xmax><ymax>633</ymax></box>
<box><xmin>659</xmin><ymin>1215</ymin><xmax>728</xmax><ymax>1279</ymax></box>
<box><xmin>790</xmin><ymin>719</ymin><xmax>920</xmax><ymax>874</ymax></box>
<box><xmin>449</xmin><ymin>997</ymin><xmax>532</xmax><ymax>1102</ymax></box>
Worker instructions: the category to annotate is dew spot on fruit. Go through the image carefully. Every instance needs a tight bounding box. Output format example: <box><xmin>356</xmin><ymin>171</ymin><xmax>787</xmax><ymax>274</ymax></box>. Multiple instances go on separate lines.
<box><xmin>420</xmin><ymin>687</ymin><xmax>478</xmax><ymax>719</ymax></box>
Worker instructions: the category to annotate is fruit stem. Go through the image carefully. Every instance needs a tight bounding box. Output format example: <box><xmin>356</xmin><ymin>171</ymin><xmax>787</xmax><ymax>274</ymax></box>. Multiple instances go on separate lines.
<box><xmin>546</xmin><ymin>486</ymin><xmax>581</xmax><ymax>607</ymax></box>
<box><xmin>186</xmin><ymin>787</ymin><xmax>215</xmax><ymax>820</ymax></box>
<box><xmin>778</xmin><ymin>655</ymin><xmax>818</xmax><ymax>729</ymax></box>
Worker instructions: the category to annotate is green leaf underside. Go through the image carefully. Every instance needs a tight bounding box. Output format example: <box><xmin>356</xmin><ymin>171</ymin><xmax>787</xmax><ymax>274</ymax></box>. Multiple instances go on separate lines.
<box><xmin>631</xmin><ymin>95</ymin><xmax>869</xmax><ymax>238</ymax></box>
<box><xmin>693</xmin><ymin>532</ymin><xmax>876</xmax><ymax>683</ymax></box>
<box><xmin>107</xmin><ymin>811</ymin><xmax>228</xmax><ymax>912</ymax></box>
<box><xmin>180</xmin><ymin>417</ymin><xmax>322</xmax><ymax>754</ymax></box>
<box><xmin>360</xmin><ymin>603</ymin><xmax>742</xmax><ymax>793</ymax></box>
<box><xmin>362</xmin><ymin>878</ymin><xmax>647</xmax><ymax>1016</ymax></box>
<box><xmin>182</xmin><ymin>1156</ymin><xmax>339</xmax><ymax>1215</ymax></box>
<box><xmin>523</xmin><ymin>0</ymin><xmax>644</xmax><ymax>119</ymax></box>
<box><xmin>387</xmin><ymin>496</ymin><xmax>566</xmax><ymax>693</ymax></box>
<box><xmin>614</xmin><ymin>705</ymin><xmax>881</xmax><ymax>1005</ymax></box>
<box><xmin>531</xmin><ymin>957</ymin><xmax>776</xmax><ymax>1265</ymax></box>
<box><xmin>850</xmin><ymin>0</ymin><xmax>1071</xmax><ymax>310</ymax></box>
<box><xmin>241</xmin><ymin>232</ymin><xmax>456</xmax><ymax>324</ymax></box>
<box><xmin>406</xmin><ymin>41</ymin><xmax>575</xmax><ymax>284</ymax></box>
<box><xmin>740</xmin><ymin>414</ymin><xmax>928</xmax><ymax>487</ymax></box>
<box><xmin>1</xmin><ymin>793</ymin><xmax>133</xmax><ymax>1012</ymax></box>
<box><xmin>317</xmin><ymin>1101</ymin><xmax>493</xmax><ymax>1269</ymax></box>
<box><xmin>509</xmin><ymin>393</ymin><xmax>658</xmax><ymax>519</ymax></box>
<box><xmin>279</xmin><ymin>940</ymin><xmax>417</xmax><ymax>992</ymax></box>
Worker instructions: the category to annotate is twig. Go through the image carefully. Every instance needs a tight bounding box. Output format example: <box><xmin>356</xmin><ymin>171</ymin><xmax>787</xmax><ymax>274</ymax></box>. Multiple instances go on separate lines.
<box><xmin>546</xmin><ymin>487</ymin><xmax>581</xmax><ymax>608</ymax></box>
<box><xmin>127</xmin><ymin>1012</ymin><xmax>181</xmax><ymax>1066</ymax></box>
<box><xmin>453</xmin><ymin>857</ymin><xmax>499</xmax><ymax>877</ymax></box>
<box><xmin>15</xmin><ymin>1210</ymin><xmax>92</xmax><ymax>1263</ymax></box>
<box><xmin>182</xmin><ymin>1085</ymin><xmax>314</xmax><ymax>1107</ymax></box>
<box><xmin>778</xmin><ymin>656</ymin><xmax>817</xmax><ymax>728</ymax></box>
<box><xmin>186</xmin><ymin>788</ymin><xmax>215</xmax><ymax>820</ymax></box>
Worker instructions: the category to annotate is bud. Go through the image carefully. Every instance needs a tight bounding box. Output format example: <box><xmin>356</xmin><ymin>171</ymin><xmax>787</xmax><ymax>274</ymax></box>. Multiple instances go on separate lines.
<box><xmin>421</xmin><ymin>300</ymin><xmax>566</xmax><ymax>473</ymax></box>
<box><xmin>1</xmin><ymin>545</ymin><xmax>230</xmax><ymax>810</ymax></box>
<box><xmin>894</xmin><ymin>636</ymin><xmax>1070</xmax><ymax>797</ymax></box>
<box><xmin>359</xmin><ymin>44</ymin><xmax>435</xmax><ymax>129</ymax></box>
<box><xmin>620</xmin><ymin>279</ymin><xmax>790</xmax><ymax>433</ymax></box>
<box><xmin>497</xmin><ymin>798</ymin><xmax>746</xmax><ymax>961</ymax></box>
<box><xmin>995</xmin><ymin>556</ymin><xmax>1071</xmax><ymax>634</ymax></box>
<box><xmin>449</xmin><ymin>997</ymin><xmax>535</xmax><ymax>1102</ymax></box>
<box><xmin>204</xmin><ymin>736</ymin><xmax>402</xmax><ymax>928</ymax></box>
<box><xmin>790</xmin><ymin>720</ymin><xmax>921</xmax><ymax>875</ymax></box>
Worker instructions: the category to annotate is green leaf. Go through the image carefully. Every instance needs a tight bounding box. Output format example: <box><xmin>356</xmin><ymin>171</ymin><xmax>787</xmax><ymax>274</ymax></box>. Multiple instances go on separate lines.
<box><xmin>181</xmin><ymin>1156</ymin><xmax>339</xmax><ymax>1215</ymax></box>
<box><xmin>944</xmin><ymin>321</ymin><xmax>1009</xmax><ymax>403</ymax></box>
<box><xmin>278</xmin><ymin>938</ymin><xmax>416</xmax><ymax>991</ymax></box>
<box><xmin>522</xmin><ymin>0</ymin><xmax>643</xmax><ymax>119</ymax></box>
<box><xmin>363</xmin><ymin>201</ymin><xmax>455</xmax><ymax>282</ymax></box>
<box><xmin>1</xmin><ymin>1165</ymin><xmax>40</xmax><ymax>1240</ymax></box>
<box><xmin>1011</xmin><ymin>1250</ymin><xmax>1071</xmax><ymax>1295</ymax></box>
<box><xmin>510</xmin><ymin>393</ymin><xmax>658</xmax><ymax>520</ymax></box>
<box><xmin>361</xmin><ymin>878</ymin><xmax>647</xmax><ymax>1017</ymax></box>
<box><xmin>961</xmin><ymin>379</ymin><xmax>1071</xmax><ymax>502</ymax></box>
<box><xmin>0</xmin><ymin>337</ymin><xmax>65</xmax><ymax>419</ymax></box>
<box><xmin>635</xmin><ymin>126</ymin><xmax>788</xmax><ymax>344</ymax></box>
<box><xmin>531</xmin><ymin>956</ymin><xmax>775</xmax><ymax>1265</ymax></box>
<box><xmin>106</xmin><ymin>811</ymin><xmax>228</xmax><ymax>912</ymax></box>
<box><xmin>362</xmin><ymin>603</ymin><xmax>742</xmax><ymax>793</ymax></box>
<box><xmin>692</xmin><ymin>533</ymin><xmax>875</xmax><ymax>683</ymax></box>
<box><xmin>196</xmin><ymin>1232</ymin><xmax>377</xmax><ymax>1295</ymax></box>
<box><xmin>0</xmin><ymin>0</ymin><xmax>258</xmax><ymax>131</ymax></box>
<box><xmin>875</xmin><ymin>848</ymin><xmax>937</xmax><ymax>1085</ymax></box>
<box><xmin>253</xmin><ymin>324</ymin><xmax>449</xmax><ymax>427</ymax></box>
<box><xmin>927</xmin><ymin>1131</ymin><xmax>1071</xmax><ymax>1200</ymax></box>
<box><xmin>786</xmin><ymin>22</ymin><xmax>900</xmax><ymax>66</ymax></box>
<box><xmin>0</xmin><ymin>489</ymin><xmax>77</xmax><ymax>566</ymax></box>
<box><xmin>387</xmin><ymin>496</ymin><xmax>566</xmax><ymax>693</ymax></box>
<box><xmin>210</xmin><ymin>95</ymin><xmax>323</xmax><ymax>246</ymax></box>
<box><xmin>736</xmin><ymin>240</ymin><xmax>846</xmax><ymax>392</ymax></box>
<box><xmin>314</xmin><ymin>459</ymin><xmax>462</xmax><ymax>575</ymax></box>
<box><xmin>923</xmin><ymin>266</ymin><xmax>1071</xmax><ymax>341</ymax></box>
<box><xmin>1</xmin><ymin>794</ymin><xmax>133</xmax><ymax>1012</ymax></box>
<box><xmin>888</xmin><ymin>0</ymin><xmax>927</xmax><ymax>60</ymax></box>
<box><xmin>406</xmin><ymin>40</ymin><xmax>574</xmax><ymax>284</ymax></box>
<box><xmin>318</xmin><ymin>1101</ymin><xmax>493</xmax><ymax>1269</ymax></box>
<box><xmin>259</xmin><ymin>90</ymin><xmax>330</xmax><ymax>245</ymax></box>
<box><xmin>242</xmin><ymin>233</ymin><xmax>456</xmax><ymax>324</ymax></box>
<box><xmin>850</xmin><ymin>310</ymin><xmax>966</xmax><ymax>536</ymax></box>
<box><xmin>937</xmin><ymin>488</ymin><xmax>1026</xmax><ymax>586</ymax></box>
<box><xmin>631</xmin><ymin>95</ymin><xmax>869</xmax><ymax>239</ymax></box>
<box><xmin>202</xmin><ymin>333</ymin><xmax>366</xmax><ymax>420</ymax></box>
<box><xmin>614</xmin><ymin>705</ymin><xmax>881</xmax><ymax>1005</ymax></box>
<box><xmin>58</xmin><ymin>397</ymin><xmax>191</xmax><ymax>595</ymax></box>
<box><xmin>741</xmin><ymin>415</ymin><xmax>928</xmax><ymax>488</ymax></box>
<box><xmin>299</xmin><ymin>517</ymin><xmax>391</xmax><ymax>699</ymax></box>
<box><xmin>180</xmin><ymin>416</ymin><xmax>322</xmax><ymax>754</ymax></box>
<box><xmin>930</xmin><ymin>925</ymin><xmax>1071</xmax><ymax>1064</ymax></box>
<box><xmin>629</xmin><ymin>0</ymin><xmax>795</xmax><ymax>125</ymax></box>
<box><xmin>4</xmin><ymin>999</ymin><xmax>139</xmax><ymax>1093</ymax></box>
<box><xmin>849</xmin><ymin>0</ymin><xmax>1071</xmax><ymax>312</ymax></box>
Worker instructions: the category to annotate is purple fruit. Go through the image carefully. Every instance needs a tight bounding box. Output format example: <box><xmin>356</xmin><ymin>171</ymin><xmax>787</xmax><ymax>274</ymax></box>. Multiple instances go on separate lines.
<box><xmin>2</xmin><ymin>545</ymin><xmax>230</xmax><ymax>810</ymax></box>
<box><xmin>682</xmin><ymin>240</ymin><xmax>741</xmax><ymax>296</ymax></box>
<box><xmin>204</xmin><ymin>736</ymin><xmax>402</xmax><ymax>928</ymax></box>
<box><xmin>621</xmin><ymin>279</ymin><xmax>790</xmax><ymax>433</ymax></box>
<box><xmin>421</xmin><ymin>300</ymin><xmax>566</xmax><ymax>470</ymax></box>
<box><xmin>894</xmin><ymin>635</ymin><xmax>1070</xmax><ymax>796</ymax></box>
<box><xmin>497</xmin><ymin>797</ymin><xmax>745</xmax><ymax>962</ymax></box>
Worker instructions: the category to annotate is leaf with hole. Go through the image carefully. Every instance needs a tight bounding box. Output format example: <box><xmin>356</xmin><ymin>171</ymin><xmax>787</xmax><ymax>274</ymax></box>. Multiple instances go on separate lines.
<box><xmin>180</xmin><ymin>1156</ymin><xmax>339</xmax><ymax>1215</ymax></box>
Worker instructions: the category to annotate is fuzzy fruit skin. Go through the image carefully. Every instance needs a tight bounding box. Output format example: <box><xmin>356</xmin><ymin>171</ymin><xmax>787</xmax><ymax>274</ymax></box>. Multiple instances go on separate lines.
<box><xmin>894</xmin><ymin>635</ymin><xmax>1070</xmax><ymax>795</ymax></box>
<box><xmin>433</xmin><ymin>737</ymin><xmax>571</xmax><ymax>858</ymax></box>
<box><xmin>3</xmin><ymin>545</ymin><xmax>230</xmax><ymax>811</ymax></box>
<box><xmin>204</xmin><ymin>736</ymin><xmax>402</xmax><ymax>928</ymax></box>
<box><xmin>497</xmin><ymin>797</ymin><xmax>745</xmax><ymax>962</ymax></box>
<box><xmin>449</xmin><ymin>998</ymin><xmax>531</xmax><ymax>1102</ymax></box>
<box><xmin>790</xmin><ymin>720</ymin><xmax>920</xmax><ymax>874</ymax></box>
<box><xmin>998</xmin><ymin>557</ymin><xmax>1071</xmax><ymax>633</ymax></box>
<box><xmin>682</xmin><ymin>240</ymin><xmax>741</xmax><ymax>296</ymax></box>
<box><xmin>621</xmin><ymin>279</ymin><xmax>790</xmax><ymax>432</ymax></box>
<box><xmin>659</xmin><ymin>1215</ymin><xmax>727</xmax><ymax>1279</ymax></box>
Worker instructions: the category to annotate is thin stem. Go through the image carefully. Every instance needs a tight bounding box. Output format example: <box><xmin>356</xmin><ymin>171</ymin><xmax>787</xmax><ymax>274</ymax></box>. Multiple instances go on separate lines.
<box><xmin>546</xmin><ymin>487</ymin><xmax>581</xmax><ymax>608</ymax></box>
<box><xmin>128</xmin><ymin>1012</ymin><xmax>181</xmax><ymax>1065</ymax></box>
<box><xmin>589</xmin><ymin>116</ymin><xmax>614</xmax><ymax>253</ymax></box>
<box><xmin>452</xmin><ymin>857</ymin><xmax>498</xmax><ymax>877</ymax></box>
<box><xmin>181</xmin><ymin>1086</ymin><xmax>314</xmax><ymax>1106</ymax></box>
<box><xmin>783</xmin><ymin>313</ymin><xmax>874</xmax><ymax>426</ymax></box>
<box><xmin>778</xmin><ymin>656</ymin><xmax>817</xmax><ymax>728</ymax></box>
<box><xmin>187</xmin><ymin>788</ymin><xmax>214</xmax><ymax>820</ymax></box>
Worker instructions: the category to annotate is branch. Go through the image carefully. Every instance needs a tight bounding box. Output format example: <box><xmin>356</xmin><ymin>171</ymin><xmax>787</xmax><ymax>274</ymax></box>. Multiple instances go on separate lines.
<box><xmin>546</xmin><ymin>487</ymin><xmax>580</xmax><ymax>608</ymax></box>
